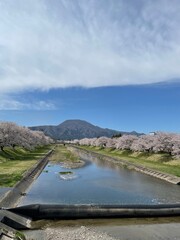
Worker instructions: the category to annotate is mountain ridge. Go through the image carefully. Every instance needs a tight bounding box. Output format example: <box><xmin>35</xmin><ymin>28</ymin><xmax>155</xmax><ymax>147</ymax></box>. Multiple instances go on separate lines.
<box><xmin>29</xmin><ymin>119</ymin><xmax>142</xmax><ymax>140</ymax></box>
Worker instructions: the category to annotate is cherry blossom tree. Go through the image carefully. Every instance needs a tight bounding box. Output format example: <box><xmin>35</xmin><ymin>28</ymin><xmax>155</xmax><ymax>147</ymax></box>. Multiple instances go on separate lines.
<box><xmin>115</xmin><ymin>135</ymin><xmax>138</xmax><ymax>150</ymax></box>
<box><xmin>131</xmin><ymin>135</ymin><xmax>154</xmax><ymax>152</ymax></box>
<box><xmin>171</xmin><ymin>134</ymin><xmax>180</xmax><ymax>158</ymax></box>
<box><xmin>79</xmin><ymin>138</ymin><xmax>92</xmax><ymax>146</ymax></box>
<box><xmin>105</xmin><ymin>138</ymin><xmax>117</xmax><ymax>149</ymax></box>
<box><xmin>71</xmin><ymin>139</ymin><xmax>80</xmax><ymax>145</ymax></box>
<box><xmin>59</xmin><ymin>132</ymin><xmax>180</xmax><ymax>160</ymax></box>
<box><xmin>94</xmin><ymin>137</ymin><xmax>109</xmax><ymax>147</ymax></box>
<box><xmin>0</xmin><ymin>121</ymin><xmax>52</xmax><ymax>151</ymax></box>
<box><xmin>0</xmin><ymin>122</ymin><xmax>17</xmax><ymax>151</ymax></box>
<box><xmin>152</xmin><ymin>132</ymin><xmax>174</xmax><ymax>155</ymax></box>
<box><xmin>88</xmin><ymin>138</ymin><xmax>97</xmax><ymax>146</ymax></box>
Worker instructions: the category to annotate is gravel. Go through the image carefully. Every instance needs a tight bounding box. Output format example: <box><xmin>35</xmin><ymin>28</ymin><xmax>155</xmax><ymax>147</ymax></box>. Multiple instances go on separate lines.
<box><xmin>45</xmin><ymin>226</ymin><xmax>117</xmax><ymax>240</ymax></box>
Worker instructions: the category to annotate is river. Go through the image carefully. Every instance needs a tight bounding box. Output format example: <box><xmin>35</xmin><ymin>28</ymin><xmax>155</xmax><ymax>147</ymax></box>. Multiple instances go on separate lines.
<box><xmin>19</xmin><ymin>150</ymin><xmax>180</xmax><ymax>206</ymax></box>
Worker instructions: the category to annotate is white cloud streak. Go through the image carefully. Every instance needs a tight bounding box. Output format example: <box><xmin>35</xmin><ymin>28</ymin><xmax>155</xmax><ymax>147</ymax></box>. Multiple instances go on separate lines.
<box><xmin>0</xmin><ymin>0</ymin><xmax>180</xmax><ymax>94</ymax></box>
<box><xmin>0</xmin><ymin>95</ymin><xmax>56</xmax><ymax>110</ymax></box>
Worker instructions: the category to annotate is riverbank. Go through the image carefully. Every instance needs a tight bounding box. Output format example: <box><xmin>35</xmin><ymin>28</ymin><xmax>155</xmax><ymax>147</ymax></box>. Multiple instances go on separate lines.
<box><xmin>71</xmin><ymin>145</ymin><xmax>180</xmax><ymax>184</ymax></box>
<box><xmin>78</xmin><ymin>146</ymin><xmax>180</xmax><ymax>177</ymax></box>
<box><xmin>23</xmin><ymin>217</ymin><xmax>180</xmax><ymax>240</ymax></box>
<box><xmin>43</xmin><ymin>222</ymin><xmax>180</xmax><ymax>240</ymax></box>
<box><xmin>0</xmin><ymin>145</ymin><xmax>53</xmax><ymax>187</ymax></box>
<box><xmin>0</xmin><ymin>149</ymin><xmax>54</xmax><ymax>208</ymax></box>
<box><xmin>45</xmin><ymin>226</ymin><xmax>116</xmax><ymax>240</ymax></box>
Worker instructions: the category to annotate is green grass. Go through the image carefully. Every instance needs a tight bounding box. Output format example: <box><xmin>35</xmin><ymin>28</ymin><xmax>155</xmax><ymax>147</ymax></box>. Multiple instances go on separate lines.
<box><xmin>15</xmin><ymin>231</ymin><xmax>26</xmax><ymax>240</ymax></box>
<box><xmin>0</xmin><ymin>145</ymin><xmax>53</xmax><ymax>187</ymax></box>
<box><xmin>79</xmin><ymin>146</ymin><xmax>180</xmax><ymax>177</ymax></box>
<box><xmin>49</xmin><ymin>145</ymin><xmax>80</xmax><ymax>163</ymax></box>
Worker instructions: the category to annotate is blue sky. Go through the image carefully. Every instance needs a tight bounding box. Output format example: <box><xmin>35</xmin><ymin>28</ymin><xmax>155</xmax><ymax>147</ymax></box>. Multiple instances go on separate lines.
<box><xmin>0</xmin><ymin>0</ymin><xmax>180</xmax><ymax>133</ymax></box>
<box><xmin>0</xmin><ymin>82</ymin><xmax>180</xmax><ymax>133</ymax></box>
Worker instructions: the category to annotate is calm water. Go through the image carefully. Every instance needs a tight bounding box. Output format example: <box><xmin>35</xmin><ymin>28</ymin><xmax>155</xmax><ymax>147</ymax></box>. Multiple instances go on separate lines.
<box><xmin>19</xmin><ymin>152</ymin><xmax>180</xmax><ymax>206</ymax></box>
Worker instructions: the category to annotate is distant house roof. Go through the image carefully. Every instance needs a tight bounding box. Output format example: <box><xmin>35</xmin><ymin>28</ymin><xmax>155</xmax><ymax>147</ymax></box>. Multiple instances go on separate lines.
<box><xmin>149</xmin><ymin>132</ymin><xmax>156</xmax><ymax>135</ymax></box>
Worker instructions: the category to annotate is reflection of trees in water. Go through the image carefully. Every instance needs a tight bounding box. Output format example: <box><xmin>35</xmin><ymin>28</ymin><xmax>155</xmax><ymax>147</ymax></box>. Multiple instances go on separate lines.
<box><xmin>72</xmin><ymin>148</ymin><xmax>123</xmax><ymax>172</ymax></box>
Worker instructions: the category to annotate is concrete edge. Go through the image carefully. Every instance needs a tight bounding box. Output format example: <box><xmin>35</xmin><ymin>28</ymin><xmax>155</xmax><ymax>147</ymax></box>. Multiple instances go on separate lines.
<box><xmin>0</xmin><ymin>149</ymin><xmax>54</xmax><ymax>208</ymax></box>
<box><xmin>0</xmin><ymin>210</ymin><xmax>31</xmax><ymax>229</ymax></box>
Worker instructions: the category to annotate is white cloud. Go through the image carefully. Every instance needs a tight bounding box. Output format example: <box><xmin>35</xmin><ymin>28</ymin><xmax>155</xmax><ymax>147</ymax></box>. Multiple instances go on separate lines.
<box><xmin>0</xmin><ymin>95</ymin><xmax>56</xmax><ymax>110</ymax></box>
<box><xmin>0</xmin><ymin>0</ymin><xmax>180</xmax><ymax>94</ymax></box>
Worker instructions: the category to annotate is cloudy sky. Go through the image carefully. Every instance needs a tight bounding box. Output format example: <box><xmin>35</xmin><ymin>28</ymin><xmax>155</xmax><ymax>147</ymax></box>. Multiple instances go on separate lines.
<box><xmin>0</xmin><ymin>0</ymin><xmax>180</xmax><ymax>133</ymax></box>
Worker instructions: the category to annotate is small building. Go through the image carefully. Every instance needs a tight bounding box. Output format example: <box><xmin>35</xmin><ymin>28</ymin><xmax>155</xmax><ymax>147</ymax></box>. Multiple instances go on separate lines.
<box><xmin>149</xmin><ymin>132</ymin><xmax>156</xmax><ymax>136</ymax></box>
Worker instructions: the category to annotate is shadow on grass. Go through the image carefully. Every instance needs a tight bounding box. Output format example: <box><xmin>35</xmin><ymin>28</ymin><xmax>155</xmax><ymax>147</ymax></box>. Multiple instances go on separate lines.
<box><xmin>0</xmin><ymin>146</ymin><xmax>52</xmax><ymax>161</ymax></box>
<box><xmin>0</xmin><ymin>173</ymin><xmax>22</xmax><ymax>187</ymax></box>
<box><xmin>0</xmin><ymin>145</ymin><xmax>53</xmax><ymax>186</ymax></box>
<box><xmin>0</xmin><ymin>150</ymin><xmax>16</xmax><ymax>160</ymax></box>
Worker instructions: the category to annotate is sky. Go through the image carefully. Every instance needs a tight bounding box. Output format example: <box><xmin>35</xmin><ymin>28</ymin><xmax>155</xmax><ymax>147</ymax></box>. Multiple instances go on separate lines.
<box><xmin>0</xmin><ymin>0</ymin><xmax>180</xmax><ymax>133</ymax></box>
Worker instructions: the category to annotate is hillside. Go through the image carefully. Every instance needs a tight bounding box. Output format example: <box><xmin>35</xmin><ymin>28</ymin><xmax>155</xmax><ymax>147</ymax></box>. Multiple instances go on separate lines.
<box><xmin>29</xmin><ymin>119</ymin><xmax>141</xmax><ymax>140</ymax></box>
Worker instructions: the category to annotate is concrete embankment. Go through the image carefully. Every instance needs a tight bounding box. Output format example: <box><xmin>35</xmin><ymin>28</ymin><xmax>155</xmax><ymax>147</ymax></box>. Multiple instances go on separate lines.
<box><xmin>70</xmin><ymin>146</ymin><xmax>180</xmax><ymax>185</ymax></box>
<box><xmin>0</xmin><ymin>209</ymin><xmax>31</xmax><ymax>240</ymax></box>
<box><xmin>0</xmin><ymin>209</ymin><xmax>31</xmax><ymax>229</ymax></box>
<box><xmin>0</xmin><ymin>149</ymin><xmax>53</xmax><ymax>208</ymax></box>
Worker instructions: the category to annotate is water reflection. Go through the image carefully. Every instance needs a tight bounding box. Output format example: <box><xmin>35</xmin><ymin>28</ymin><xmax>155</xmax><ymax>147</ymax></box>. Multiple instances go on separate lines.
<box><xmin>19</xmin><ymin>150</ymin><xmax>180</xmax><ymax>206</ymax></box>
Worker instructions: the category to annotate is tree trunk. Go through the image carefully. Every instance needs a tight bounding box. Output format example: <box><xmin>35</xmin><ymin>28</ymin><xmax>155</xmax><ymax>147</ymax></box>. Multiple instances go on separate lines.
<box><xmin>0</xmin><ymin>146</ymin><xmax>4</xmax><ymax>151</ymax></box>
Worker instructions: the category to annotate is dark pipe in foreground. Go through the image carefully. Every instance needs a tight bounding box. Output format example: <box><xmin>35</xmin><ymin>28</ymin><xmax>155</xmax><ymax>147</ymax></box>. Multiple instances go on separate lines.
<box><xmin>8</xmin><ymin>204</ymin><xmax>180</xmax><ymax>220</ymax></box>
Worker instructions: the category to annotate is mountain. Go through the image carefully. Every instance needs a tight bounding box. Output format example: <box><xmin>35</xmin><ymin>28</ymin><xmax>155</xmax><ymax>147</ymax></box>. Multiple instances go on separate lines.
<box><xmin>29</xmin><ymin>119</ymin><xmax>141</xmax><ymax>140</ymax></box>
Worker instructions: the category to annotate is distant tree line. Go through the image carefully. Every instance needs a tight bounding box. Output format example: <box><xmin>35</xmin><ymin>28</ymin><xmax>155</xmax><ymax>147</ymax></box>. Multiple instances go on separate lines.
<box><xmin>0</xmin><ymin>122</ymin><xmax>53</xmax><ymax>151</ymax></box>
<box><xmin>69</xmin><ymin>132</ymin><xmax>180</xmax><ymax>159</ymax></box>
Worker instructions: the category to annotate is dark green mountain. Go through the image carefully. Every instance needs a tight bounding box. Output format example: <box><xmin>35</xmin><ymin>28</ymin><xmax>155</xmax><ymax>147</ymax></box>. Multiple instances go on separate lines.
<box><xmin>29</xmin><ymin>119</ymin><xmax>141</xmax><ymax>140</ymax></box>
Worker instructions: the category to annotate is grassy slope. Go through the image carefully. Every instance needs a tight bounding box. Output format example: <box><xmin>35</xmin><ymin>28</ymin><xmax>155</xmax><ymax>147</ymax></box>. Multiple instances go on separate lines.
<box><xmin>79</xmin><ymin>146</ymin><xmax>180</xmax><ymax>177</ymax></box>
<box><xmin>0</xmin><ymin>145</ymin><xmax>52</xmax><ymax>187</ymax></box>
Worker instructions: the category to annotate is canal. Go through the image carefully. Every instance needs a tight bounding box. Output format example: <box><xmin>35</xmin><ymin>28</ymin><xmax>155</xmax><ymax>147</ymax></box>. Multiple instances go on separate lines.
<box><xmin>19</xmin><ymin>150</ymin><xmax>180</xmax><ymax>206</ymax></box>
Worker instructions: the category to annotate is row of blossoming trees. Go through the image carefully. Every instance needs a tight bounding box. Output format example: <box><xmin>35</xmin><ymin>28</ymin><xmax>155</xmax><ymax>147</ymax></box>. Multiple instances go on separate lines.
<box><xmin>0</xmin><ymin>122</ymin><xmax>53</xmax><ymax>151</ymax></box>
<box><xmin>69</xmin><ymin>132</ymin><xmax>180</xmax><ymax>159</ymax></box>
